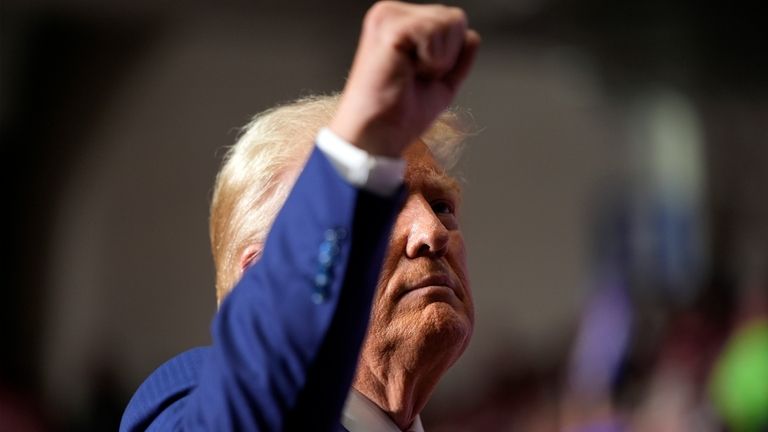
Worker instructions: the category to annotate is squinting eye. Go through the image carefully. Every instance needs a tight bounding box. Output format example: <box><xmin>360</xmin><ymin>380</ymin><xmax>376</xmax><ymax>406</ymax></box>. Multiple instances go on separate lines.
<box><xmin>431</xmin><ymin>200</ymin><xmax>454</xmax><ymax>215</ymax></box>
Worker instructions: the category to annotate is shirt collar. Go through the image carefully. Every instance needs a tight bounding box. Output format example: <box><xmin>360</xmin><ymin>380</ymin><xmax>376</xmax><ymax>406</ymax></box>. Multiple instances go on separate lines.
<box><xmin>341</xmin><ymin>388</ymin><xmax>424</xmax><ymax>432</ymax></box>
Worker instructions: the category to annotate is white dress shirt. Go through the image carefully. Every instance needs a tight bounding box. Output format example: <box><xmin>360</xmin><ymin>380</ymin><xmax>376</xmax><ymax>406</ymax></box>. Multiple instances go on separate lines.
<box><xmin>342</xmin><ymin>389</ymin><xmax>425</xmax><ymax>432</ymax></box>
<box><xmin>316</xmin><ymin>127</ymin><xmax>405</xmax><ymax>197</ymax></box>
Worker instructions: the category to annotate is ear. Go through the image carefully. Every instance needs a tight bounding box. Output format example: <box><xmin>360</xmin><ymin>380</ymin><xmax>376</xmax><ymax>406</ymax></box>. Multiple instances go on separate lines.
<box><xmin>239</xmin><ymin>243</ymin><xmax>263</xmax><ymax>273</ymax></box>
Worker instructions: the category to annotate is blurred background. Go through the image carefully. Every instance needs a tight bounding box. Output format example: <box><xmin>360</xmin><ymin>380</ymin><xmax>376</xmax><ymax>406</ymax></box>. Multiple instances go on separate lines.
<box><xmin>2</xmin><ymin>0</ymin><xmax>767</xmax><ymax>430</ymax></box>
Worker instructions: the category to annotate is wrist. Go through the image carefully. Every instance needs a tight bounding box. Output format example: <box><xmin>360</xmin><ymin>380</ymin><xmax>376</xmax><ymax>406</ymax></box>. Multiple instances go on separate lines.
<box><xmin>329</xmin><ymin>118</ymin><xmax>404</xmax><ymax>159</ymax></box>
<box><xmin>331</xmin><ymin>94</ymin><xmax>417</xmax><ymax>158</ymax></box>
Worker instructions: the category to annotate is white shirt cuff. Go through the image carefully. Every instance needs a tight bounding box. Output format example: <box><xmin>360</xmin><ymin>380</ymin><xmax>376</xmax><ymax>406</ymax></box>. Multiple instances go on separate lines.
<box><xmin>316</xmin><ymin>127</ymin><xmax>405</xmax><ymax>197</ymax></box>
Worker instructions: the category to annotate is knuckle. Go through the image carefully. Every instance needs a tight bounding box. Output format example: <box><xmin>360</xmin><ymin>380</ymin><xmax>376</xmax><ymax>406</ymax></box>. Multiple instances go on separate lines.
<box><xmin>363</xmin><ymin>4</ymin><xmax>385</xmax><ymax>32</ymax></box>
<box><xmin>450</xmin><ymin>7</ymin><xmax>467</xmax><ymax>22</ymax></box>
<box><xmin>365</xmin><ymin>1</ymin><xmax>397</xmax><ymax>26</ymax></box>
<box><xmin>445</xmin><ymin>8</ymin><xmax>467</xmax><ymax>31</ymax></box>
<box><xmin>363</xmin><ymin>2</ymin><xmax>407</xmax><ymax>41</ymax></box>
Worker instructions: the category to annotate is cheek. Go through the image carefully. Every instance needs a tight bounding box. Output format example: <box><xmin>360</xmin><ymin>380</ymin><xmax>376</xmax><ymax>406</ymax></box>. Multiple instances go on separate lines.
<box><xmin>450</xmin><ymin>235</ymin><xmax>469</xmax><ymax>281</ymax></box>
<box><xmin>378</xmin><ymin>225</ymin><xmax>408</xmax><ymax>285</ymax></box>
<box><xmin>371</xmin><ymin>229</ymin><xmax>407</xmax><ymax>314</ymax></box>
<box><xmin>449</xmin><ymin>234</ymin><xmax>473</xmax><ymax>308</ymax></box>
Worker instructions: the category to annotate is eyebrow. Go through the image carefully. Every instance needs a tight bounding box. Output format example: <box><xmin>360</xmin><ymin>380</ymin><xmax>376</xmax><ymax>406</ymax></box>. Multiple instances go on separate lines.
<box><xmin>410</xmin><ymin>167</ymin><xmax>462</xmax><ymax>199</ymax></box>
<box><xmin>430</xmin><ymin>174</ymin><xmax>461</xmax><ymax>195</ymax></box>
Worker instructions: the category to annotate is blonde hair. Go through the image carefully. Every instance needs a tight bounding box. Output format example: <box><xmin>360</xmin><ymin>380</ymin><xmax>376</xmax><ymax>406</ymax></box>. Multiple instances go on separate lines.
<box><xmin>210</xmin><ymin>93</ymin><xmax>468</xmax><ymax>303</ymax></box>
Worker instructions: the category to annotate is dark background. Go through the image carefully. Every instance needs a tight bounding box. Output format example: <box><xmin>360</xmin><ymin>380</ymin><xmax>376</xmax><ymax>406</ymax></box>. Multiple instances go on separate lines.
<box><xmin>2</xmin><ymin>0</ymin><xmax>766</xmax><ymax>430</ymax></box>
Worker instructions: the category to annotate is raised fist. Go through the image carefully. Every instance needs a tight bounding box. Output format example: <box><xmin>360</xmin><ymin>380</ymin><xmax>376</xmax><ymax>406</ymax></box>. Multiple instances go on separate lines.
<box><xmin>330</xmin><ymin>1</ymin><xmax>480</xmax><ymax>157</ymax></box>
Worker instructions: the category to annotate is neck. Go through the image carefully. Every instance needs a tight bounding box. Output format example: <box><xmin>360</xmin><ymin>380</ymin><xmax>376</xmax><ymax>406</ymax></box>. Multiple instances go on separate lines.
<box><xmin>352</xmin><ymin>350</ymin><xmax>451</xmax><ymax>430</ymax></box>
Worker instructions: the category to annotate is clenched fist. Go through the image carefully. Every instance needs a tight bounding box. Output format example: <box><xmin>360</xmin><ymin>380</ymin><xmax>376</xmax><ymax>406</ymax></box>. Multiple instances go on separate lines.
<box><xmin>330</xmin><ymin>1</ymin><xmax>480</xmax><ymax>157</ymax></box>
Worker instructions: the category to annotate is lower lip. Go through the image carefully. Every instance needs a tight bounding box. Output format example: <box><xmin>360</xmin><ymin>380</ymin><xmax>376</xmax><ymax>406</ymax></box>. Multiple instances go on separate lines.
<box><xmin>403</xmin><ymin>285</ymin><xmax>458</xmax><ymax>300</ymax></box>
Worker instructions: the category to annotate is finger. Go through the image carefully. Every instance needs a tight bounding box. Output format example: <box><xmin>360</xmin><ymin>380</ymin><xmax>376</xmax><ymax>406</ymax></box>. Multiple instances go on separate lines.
<box><xmin>443</xmin><ymin>29</ymin><xmax>480</xmax><ymax>92</ymax></box>
<box><xmin>412</xmin><ymin>7</ymin><xmax>468</xmax><ymax>79</ymax></box>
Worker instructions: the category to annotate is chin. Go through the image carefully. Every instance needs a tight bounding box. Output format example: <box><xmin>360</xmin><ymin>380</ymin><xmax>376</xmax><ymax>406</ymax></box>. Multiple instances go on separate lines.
<box><xmin>418</xmin><ymin>302</ymin><xmax>473</xmax><ymax>354</ymax></box>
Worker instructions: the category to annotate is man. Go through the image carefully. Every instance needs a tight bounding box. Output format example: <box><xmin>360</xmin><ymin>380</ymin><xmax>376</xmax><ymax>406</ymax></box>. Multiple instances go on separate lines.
<box><xmin>121</xmin><ymin>2</ymin><xmax>479</xmax><ymax>430</ymax></box>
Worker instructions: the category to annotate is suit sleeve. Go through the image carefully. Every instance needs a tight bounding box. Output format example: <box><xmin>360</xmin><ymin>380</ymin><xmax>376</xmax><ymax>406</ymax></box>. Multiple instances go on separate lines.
<box><xmin>126</xmin><ymin>146</ymin><xmax>403</xmax><ymax>431</ymax></box>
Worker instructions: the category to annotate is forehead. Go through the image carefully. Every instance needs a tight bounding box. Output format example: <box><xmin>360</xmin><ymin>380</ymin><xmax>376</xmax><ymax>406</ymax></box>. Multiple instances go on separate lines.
<box><xmin>403</xmin><ymin>141</ymin><xmax>461</xmax><ymax>196</ymax></box>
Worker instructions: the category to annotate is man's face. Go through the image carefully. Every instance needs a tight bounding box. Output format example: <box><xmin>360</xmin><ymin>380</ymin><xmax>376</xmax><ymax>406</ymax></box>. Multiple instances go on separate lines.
<box><xmin>362</xmin><ymin>140</ymin><xmax>474</xmax><ymax>371</ymax></box>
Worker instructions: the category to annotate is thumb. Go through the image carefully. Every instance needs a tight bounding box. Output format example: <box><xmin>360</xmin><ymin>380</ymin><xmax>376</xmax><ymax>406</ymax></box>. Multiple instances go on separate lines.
<box><xmin>443</xmin><ymin>29</ymin><xmax>481</xmax><ymax>92</ymax></box>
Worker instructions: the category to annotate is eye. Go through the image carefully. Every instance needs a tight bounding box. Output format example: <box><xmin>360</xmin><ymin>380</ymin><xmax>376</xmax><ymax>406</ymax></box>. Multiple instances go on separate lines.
<box><xmin>431</xmin><ymin>200</ymin><xmax>455</xmax><ymax>215</ymax></box>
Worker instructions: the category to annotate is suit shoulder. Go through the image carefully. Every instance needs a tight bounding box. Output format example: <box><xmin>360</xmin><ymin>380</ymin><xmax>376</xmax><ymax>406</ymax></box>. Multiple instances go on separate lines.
<box><xmin>120</xmin><ymin>347</ymin><xmax>211</xmax><ymax>432</ymax></box>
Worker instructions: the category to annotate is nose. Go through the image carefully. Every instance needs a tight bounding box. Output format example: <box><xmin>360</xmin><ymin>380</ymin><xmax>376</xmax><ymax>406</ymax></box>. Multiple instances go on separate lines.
<box><xmin>404</xmin><ymin>196</ymin><xmax>450</xmax><ymax>259</ymax></box>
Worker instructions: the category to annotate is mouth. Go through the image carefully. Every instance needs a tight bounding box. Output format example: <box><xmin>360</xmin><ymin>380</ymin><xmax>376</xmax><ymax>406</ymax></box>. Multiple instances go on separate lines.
<box><xmin>401</xmin><ymin>274</ymin><xmax>459</xmax><ymax>300</ymax></box>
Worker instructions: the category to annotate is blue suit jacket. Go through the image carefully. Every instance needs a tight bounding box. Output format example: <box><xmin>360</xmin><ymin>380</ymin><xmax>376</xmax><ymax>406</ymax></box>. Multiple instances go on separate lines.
<box><xmin>121</xmin><ymin>147</ymin><xmax>404</xmax><ymax>431</ymax></box>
